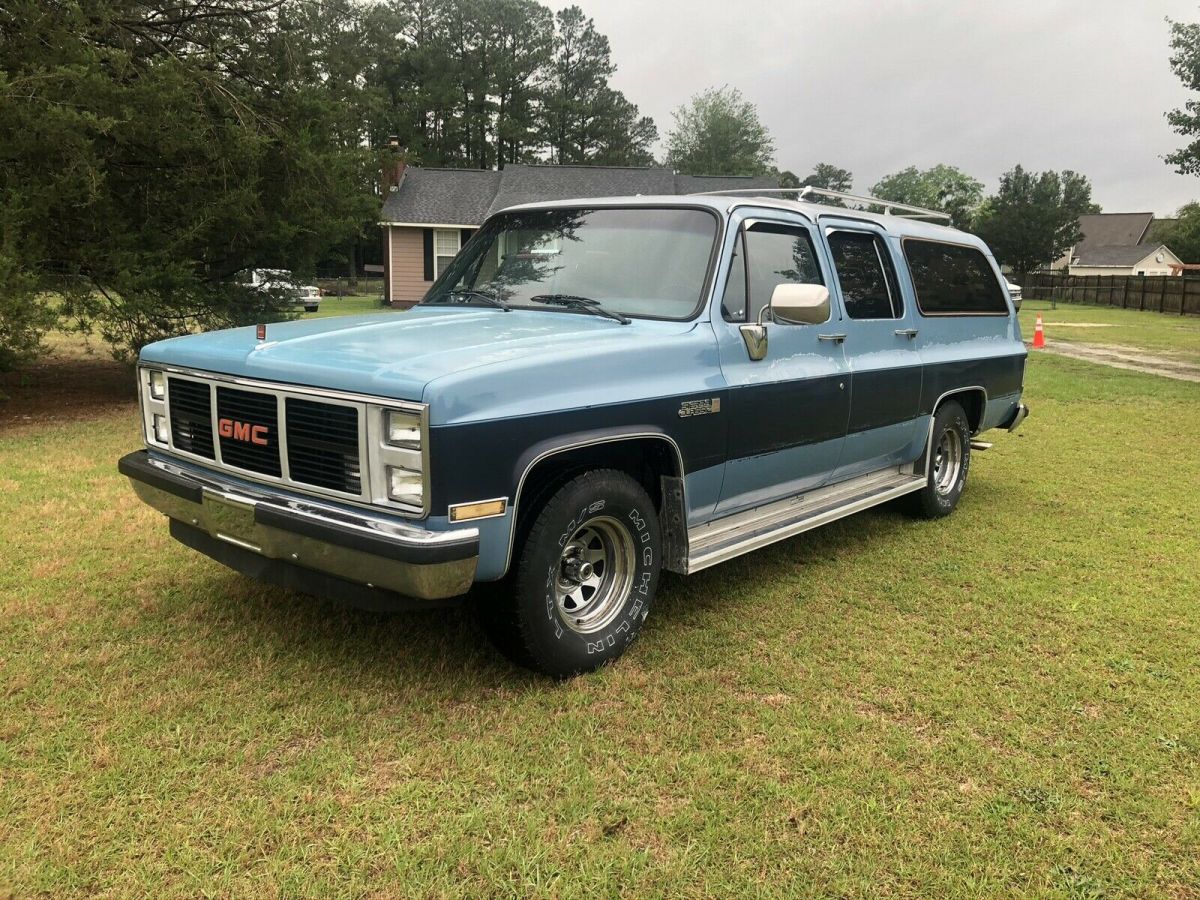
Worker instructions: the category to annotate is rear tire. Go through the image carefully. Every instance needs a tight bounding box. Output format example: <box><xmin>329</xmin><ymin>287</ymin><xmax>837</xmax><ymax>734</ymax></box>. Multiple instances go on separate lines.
<box><xmin>906</xmin><ymin>400</ymin><xmax>971</xmax><ymax>519</ymax></box>
<box><xmin>478</xmin><ymin>469</ymin><xmax>661</xmax><ymax>677</ymax></box>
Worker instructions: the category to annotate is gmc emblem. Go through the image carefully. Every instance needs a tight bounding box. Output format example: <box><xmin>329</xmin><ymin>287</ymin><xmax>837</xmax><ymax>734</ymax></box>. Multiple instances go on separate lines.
<box><xmin>218</xmin><ymin>418</ymin><xmax>269</xmax><ymax>446</ymax></box>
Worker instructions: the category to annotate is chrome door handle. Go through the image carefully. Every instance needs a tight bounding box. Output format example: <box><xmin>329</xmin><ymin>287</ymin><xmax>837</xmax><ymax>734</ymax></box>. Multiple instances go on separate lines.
<box><xmin>817</xmin><ymin>333</ymin><xmax>847</xmax><ymax>343</ymax></box>
<box><xmin>894</xmin><ymin>328</ymin><xmax>919</xmax><ymax>339</ymax></box>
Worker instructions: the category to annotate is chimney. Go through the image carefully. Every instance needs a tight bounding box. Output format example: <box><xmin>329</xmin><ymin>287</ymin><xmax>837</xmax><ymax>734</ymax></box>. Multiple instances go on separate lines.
<box><xmin>382</xmin><ymin>136</ymin><xmax>407</xmax><ymax>193</ymax></box>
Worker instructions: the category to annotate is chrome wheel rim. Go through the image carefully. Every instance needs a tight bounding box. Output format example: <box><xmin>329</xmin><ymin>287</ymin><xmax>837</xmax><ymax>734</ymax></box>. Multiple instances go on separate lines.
<box><xmin>932</xmin><ymin>428</ymin><xmax>963</xmax><ymax>495</ymax></box>
<box><xmin>554</xmin><ymin>516</ymin><xmax>635</xmax><ymax>634</ymax></box>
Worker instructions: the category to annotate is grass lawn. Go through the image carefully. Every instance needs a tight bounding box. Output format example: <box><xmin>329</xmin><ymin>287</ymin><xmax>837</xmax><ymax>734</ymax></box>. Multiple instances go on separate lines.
<box><xmin>304</xmin><ymin>294</ymin><xmax>398</xmax><ymax>319</ymax></box>
<box><xmin>1018</xmin><ymin>299</ymin><xmax>1200</xmax><ymax>365</ymax></box>
<box><xmin>1</xmin><ymin>346</ymin><xmax>1199</xmax><ymax>895</ymax></box>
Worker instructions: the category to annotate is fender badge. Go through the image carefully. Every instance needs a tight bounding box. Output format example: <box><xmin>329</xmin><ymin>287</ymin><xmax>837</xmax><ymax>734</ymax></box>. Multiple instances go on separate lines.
<box><xmin>678</xmin><ymin>398</ymin><xmax>720</xmax><ymax>418</ymax></box>
<box><xmin>256</xmin><ymin>323</ymin><xmax>266</xmax><ymax>341</ymax></box>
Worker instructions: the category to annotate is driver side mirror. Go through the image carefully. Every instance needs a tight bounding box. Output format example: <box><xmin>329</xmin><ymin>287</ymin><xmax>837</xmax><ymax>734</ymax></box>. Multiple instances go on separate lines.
<box><xmin>739</xmin><ymin>283</ymin><xmax>831</xmax><ymax>361</ymax></box>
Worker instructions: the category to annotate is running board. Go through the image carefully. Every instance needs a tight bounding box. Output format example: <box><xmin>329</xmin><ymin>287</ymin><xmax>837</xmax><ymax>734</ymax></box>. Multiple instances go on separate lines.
<box><xmin>685</xmin><ymin>467</ymin><xmax>926</xmax><ymax>573</ymax></box>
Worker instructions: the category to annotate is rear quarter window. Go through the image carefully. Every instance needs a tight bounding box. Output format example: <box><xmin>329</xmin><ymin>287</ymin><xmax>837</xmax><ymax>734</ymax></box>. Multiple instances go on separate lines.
<box><xmin>903</xmin><ymin>239</ymin><xmax>1008</xmax><ymax>316</ymax></box>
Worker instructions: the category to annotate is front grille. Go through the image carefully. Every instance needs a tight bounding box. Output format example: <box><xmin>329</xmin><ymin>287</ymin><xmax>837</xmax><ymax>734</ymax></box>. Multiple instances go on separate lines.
<box><xmin>158</xmin><ymin>371</ymin><xmax>422</xmax><ymax>510</ymax></box>
<box><xmin>216</xmin><ymin>387</ymin><xmax>281</xmax><ymax>477</ymax></box>
<box><xmin>285</xmin><ymin>398</ymin><xmax>361</xmax><ymax>493</ymax></box>
<box><xmin>167</xmin><ymin>377</ymin><xmax>215</xmax><ymax>459</ymax></box>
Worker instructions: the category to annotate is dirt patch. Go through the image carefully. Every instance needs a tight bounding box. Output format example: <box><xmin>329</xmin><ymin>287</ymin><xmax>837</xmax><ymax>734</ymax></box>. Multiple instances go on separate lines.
<box><xmin>1034</xmin><ymin>340</ymin><xmax>1200</xmax><ymax>383</ymax></box>
<box><xmin>0</xmin><ymin>349</ymin><xmax>136</xmax><ymax>428</ymax></box>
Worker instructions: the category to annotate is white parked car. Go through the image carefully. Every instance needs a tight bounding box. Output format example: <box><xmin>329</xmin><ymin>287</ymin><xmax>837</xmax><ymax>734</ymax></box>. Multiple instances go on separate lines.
<box><xmin>296</xmin><ymin>284</ymin><xmax>322</xmax><ymax>312</ymax></box>
<box><xmin>241</xmin><ymin>268</ymin><xmax>321</xmax><ymax>313</ymax></box>
<box><xmin>1006</xmin><ymin>280</ymin><xmax>1022</xmax><ymax>311</ymax></box>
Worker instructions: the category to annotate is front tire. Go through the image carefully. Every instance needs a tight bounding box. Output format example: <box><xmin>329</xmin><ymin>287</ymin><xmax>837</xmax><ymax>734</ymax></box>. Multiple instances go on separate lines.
<box><xmin>906</xmin><ymin>400</ymin><xmax>971</xmax><ymax>519</ymax></box>
<box><xmin>479</xmin><ymin>469</ymin><xmax>662</xmax><ymax>677</ymax></box>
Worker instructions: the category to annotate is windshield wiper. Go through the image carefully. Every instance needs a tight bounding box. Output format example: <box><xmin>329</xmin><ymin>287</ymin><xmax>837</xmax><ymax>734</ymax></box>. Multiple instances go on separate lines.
<box><xmin>530</xmin><ymin>294</ymin><xmax>630</xmax><ymax>325</ymax></box>
<box><xmin>426</xmin><ymin>288</ymin><xmax>510</xmax><ymax>311</ymax></box>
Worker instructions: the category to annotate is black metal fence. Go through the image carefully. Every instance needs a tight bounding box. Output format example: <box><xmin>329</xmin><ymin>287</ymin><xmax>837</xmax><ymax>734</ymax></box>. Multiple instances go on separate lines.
<box><xmin>1016</xmin><ymin>272</ymin><xmax>1200</xmax><ymax>316</ymax></box>
<box><xmin>314</xmin><ymin>276</ymin><xmax>385</xmax><ymax>297</ymax></box>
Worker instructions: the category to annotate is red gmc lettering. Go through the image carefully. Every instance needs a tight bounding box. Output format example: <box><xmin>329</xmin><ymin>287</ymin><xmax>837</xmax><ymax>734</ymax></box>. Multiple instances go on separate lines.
<box><xmin>217</xmin><ymin>418</ymin><xmax>269</xmax><ymax>446</ymax></box>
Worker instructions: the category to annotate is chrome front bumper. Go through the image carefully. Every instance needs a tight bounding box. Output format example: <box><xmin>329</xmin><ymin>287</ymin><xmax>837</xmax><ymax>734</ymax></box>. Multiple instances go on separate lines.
<box><xmin>119</xmin><ymin>451</ymin><xmax>478</xmax><ymax>601</ymax></box>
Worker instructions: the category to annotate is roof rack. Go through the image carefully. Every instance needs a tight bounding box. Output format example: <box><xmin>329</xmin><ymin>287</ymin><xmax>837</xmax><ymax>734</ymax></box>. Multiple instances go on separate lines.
<box><xmin>694</xmin><ymin>185</ymin><xmax>952</xmax><ymax>222</ymax></box>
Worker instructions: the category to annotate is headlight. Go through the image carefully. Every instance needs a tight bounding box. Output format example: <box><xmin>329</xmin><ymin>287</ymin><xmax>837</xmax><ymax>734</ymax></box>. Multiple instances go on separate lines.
<box><xmin>153</xmin><ymin>413</ymin><xmax>169</xmax><ymax>443</ymax></box>
<box><xmin>370</xmin><ymin>403</ymin><xmax>427</xmax><ymax>513</ymax></box>
<box><xmin>387</xmin><ymin>466</ymin><xmax>423</xmax><ymax>506</ymax></box>
<box><xmin>385</xmin><ymin>410</ymin><xmax>422</xmax><ymax>449</ymax></box>
<box><xmin>149</xmin><ymin>369</ymin><xmax>166</xmax><ymax>399</ymax></box>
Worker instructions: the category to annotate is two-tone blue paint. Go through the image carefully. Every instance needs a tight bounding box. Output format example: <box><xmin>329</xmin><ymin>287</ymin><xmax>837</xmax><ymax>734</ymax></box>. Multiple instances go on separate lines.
<box><xmin>138</xmin><ymin>194</ymin><xmax>1027</xmax><ymax>583</ymax></box>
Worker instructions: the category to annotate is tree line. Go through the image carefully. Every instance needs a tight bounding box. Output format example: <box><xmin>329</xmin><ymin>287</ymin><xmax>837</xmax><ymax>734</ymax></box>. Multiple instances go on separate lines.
<box><xmin>4</xmin><ymin>2</ymin><xmax>1200</xmax><ymax>371</ymax></box>
<box><xmin>0</xmin><ymin>0</ymin><xmax>664</xmax><ymax>368</ymax></box>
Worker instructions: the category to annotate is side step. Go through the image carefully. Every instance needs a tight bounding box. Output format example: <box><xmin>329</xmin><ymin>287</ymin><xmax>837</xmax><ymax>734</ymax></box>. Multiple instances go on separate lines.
<box><xmin>685</xmin><ymin>466</ymin><xmax>926</xmax><ymax>573</ymax></box>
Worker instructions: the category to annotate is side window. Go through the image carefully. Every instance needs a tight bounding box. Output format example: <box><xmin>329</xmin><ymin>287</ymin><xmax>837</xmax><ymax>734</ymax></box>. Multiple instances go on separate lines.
<box><xmin>828</xmin><ymin>231</ymin><xmax>902</xmax><ymax>319</ymax></box>
<box><xmin>903</xmin><ymin>239</ymin><xmax>1008</xmax><ymax>315</ymax></box>
<box><xmin>722</xmin><ymin>222</ymin><xmax>824</xmax><ymax>322</ymax></box>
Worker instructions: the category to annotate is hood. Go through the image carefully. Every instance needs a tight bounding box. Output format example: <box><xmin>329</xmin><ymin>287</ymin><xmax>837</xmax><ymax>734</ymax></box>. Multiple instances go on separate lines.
<box><xmin>139</xmin><ymin>307</ymin><xmax>712</xmax><ymax>421</ymax></box>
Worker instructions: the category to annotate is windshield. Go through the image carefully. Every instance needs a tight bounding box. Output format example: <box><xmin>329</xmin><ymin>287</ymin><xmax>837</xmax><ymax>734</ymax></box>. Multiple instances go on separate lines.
<box><xmin>423</xmin><ymin>207</ymin><xmax>719</xmax><ymax>320</ymax></box>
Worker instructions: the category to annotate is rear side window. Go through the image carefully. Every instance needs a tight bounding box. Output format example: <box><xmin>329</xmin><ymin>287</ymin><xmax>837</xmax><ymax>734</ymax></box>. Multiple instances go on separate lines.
<box><xmin>903</xmin><ymin>239</ymin><xmax>1008</xmax><ymax>315</ymax></box>
<box><xmin>721</xmin><ymin>222</ymin><xmax>824</xmax><ymax>322</ymax></box>
<box><xmin>828</xmin><ymin>231</ymin><xmax>901</xmax><ymax>319</ymax></box>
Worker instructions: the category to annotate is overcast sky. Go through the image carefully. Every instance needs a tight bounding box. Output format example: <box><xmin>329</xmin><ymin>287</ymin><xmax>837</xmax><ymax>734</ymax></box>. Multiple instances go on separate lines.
<box><xmin>546</xmin><ymin>0</ymin><xmax>1200</xmax><ymax>215</ymax></box>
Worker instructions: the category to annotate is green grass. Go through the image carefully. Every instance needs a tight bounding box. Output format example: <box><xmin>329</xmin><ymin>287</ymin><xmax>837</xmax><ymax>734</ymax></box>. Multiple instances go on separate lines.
<box><xmin>1018</xmin><ymin>299</ymin><xmax>1200</xmax><ymax>364</ymax></box>
<box><xmin>2</xmin><ymin>352</ymin><xmax>1199</xmax><ymax>896</ymax></box>
<box><xmin>303</xmin><ymin>294</ymin><xmax>399</xmax><ymax>319</ymax></box>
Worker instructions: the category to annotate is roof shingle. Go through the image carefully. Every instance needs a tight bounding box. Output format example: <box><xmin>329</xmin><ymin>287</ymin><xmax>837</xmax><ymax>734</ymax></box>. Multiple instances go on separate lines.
<box><xmin>1074</xmin><ymin>244</ymin><xmax>1165</xmax><ymax>266</ymax></box>
<box><xmin>379</xmin><ymin>164</ymin><xmax>779</xmax><ymax>225</ymax></box>
<box><xmin>1075</xmin><ymin>213</ymin><xmax>1153</xmax><ymax>250</ymax></box>
<box><xmin>379</xmin><ymin>168</ymin><xmax>502</xmax><ymax>225</ymax></box>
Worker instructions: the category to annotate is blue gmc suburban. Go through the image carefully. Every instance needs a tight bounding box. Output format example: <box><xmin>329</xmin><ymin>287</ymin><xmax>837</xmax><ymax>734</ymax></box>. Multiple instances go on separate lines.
<box><xmin>120</xmin><ymin>188</ymin><xmax>1029</xmax><ymax>676</ymax></box>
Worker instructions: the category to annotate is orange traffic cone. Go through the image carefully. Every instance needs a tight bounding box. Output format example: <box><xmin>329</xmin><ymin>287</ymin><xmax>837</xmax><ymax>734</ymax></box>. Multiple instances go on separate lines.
<box><xmin>1032</xmin><ymin>313</ymin><xmax>1045</xmax><ymax>349</ymax></box>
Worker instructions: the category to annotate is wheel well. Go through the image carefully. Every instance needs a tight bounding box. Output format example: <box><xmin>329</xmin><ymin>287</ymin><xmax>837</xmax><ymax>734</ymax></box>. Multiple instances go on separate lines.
<box><xmin>506</xmin><ymin>437</ymin><xmax>687</xmax><ymax>578</ymax></box>
<box><xmin>516</xmin><ymin>437</ymin><xmax>681</xmax><ymax>523</ymax></box>
<box><xmin>937</xmin><ymin>388</ymin><xmax>985</xmax><ymax>434</ymax></box>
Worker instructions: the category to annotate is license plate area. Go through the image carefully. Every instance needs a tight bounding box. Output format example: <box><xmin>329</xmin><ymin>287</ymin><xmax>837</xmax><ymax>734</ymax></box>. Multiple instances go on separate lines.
<box><xmin>201</xmin><ymin>490</ymin><xmax>262</xmax><ymax>553</ymax></box>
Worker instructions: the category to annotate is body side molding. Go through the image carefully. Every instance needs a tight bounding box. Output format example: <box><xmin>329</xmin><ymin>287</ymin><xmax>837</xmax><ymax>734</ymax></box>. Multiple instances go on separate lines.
<box><xmin>686</xmin><ymin>464</ymin><xmax>926</xmax><ymax>573</ymax></box>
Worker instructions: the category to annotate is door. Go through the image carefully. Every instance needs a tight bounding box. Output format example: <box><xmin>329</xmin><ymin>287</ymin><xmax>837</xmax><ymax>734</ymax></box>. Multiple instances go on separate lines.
<box><xmin>821</xmin><ymin>220</ymin><xmax>925</xmax><ymax>481</ymax></box>
<box><xmin>714</xmin><ymin>213</ymin><xmax>852</xmax><ymax>515</ymax></box>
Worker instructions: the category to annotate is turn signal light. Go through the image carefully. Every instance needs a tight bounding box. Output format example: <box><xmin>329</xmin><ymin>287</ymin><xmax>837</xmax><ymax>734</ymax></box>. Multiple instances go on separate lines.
<box><xmin>448</xmin><ymin>499</ymin><xmax>507</xmax><ymax>522</ymax></box>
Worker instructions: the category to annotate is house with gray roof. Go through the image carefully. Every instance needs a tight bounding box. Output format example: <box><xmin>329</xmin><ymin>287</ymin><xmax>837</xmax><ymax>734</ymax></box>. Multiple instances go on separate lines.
<box><xmin>378</xmin><ymin>163</ymin><xmax>778</xmax><ymax>306</ymax></box>
<box><xmin>1050</xmin><ymin>212</ymin><xmax>1182</xmax><ymax>276</ymax></box>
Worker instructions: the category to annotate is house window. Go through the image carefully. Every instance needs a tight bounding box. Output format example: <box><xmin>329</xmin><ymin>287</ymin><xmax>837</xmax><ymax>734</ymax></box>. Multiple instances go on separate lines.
<box><xmin>434</xmin><ymin>229</ymin><xmax>461</xmax><ymax>279</ymax></box>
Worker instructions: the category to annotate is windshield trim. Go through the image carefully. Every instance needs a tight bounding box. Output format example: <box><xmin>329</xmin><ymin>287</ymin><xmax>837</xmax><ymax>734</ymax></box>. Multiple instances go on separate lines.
<box><xmin>420</xmin><ymin>204</ymin><xmax>726</xmax><ymax>323</ymax></box>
